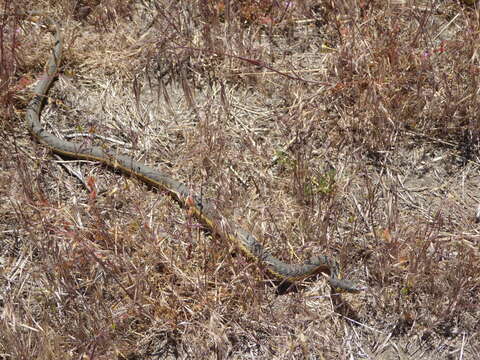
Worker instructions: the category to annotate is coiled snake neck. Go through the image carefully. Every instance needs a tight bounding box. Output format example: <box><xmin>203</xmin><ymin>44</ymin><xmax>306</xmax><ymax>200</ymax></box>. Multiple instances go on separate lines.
<box><xmin>25</xmin><ymin>20</ymin><xmax>364</xmax><ymax>294</ymax></box>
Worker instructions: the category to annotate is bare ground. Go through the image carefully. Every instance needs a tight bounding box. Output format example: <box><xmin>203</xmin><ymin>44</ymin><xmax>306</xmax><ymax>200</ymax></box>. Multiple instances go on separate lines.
<box><xmin>1</xmin><ymin>0</ymin><xmax>480</xmax><ymax>359</ymax></box>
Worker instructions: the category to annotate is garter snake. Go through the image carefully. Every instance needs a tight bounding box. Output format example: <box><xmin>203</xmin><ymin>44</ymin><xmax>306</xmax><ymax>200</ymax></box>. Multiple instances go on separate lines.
<box><xmin>25</xmin><ymin>21</ymin><xmax>364</xmax><ymax>293</ymax></box>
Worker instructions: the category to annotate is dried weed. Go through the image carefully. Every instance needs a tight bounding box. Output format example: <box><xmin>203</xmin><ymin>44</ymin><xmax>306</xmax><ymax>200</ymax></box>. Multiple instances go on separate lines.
<box><xmin>1</xmin><ymin>0</ymin><xmax>480</xmax><ymax>359</ymax></box>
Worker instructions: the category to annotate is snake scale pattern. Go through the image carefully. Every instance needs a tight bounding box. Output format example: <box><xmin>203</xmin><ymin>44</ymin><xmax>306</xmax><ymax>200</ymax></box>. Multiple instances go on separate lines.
<box><xmin>26</xmin><ymin>20</ymin><xmax>363</xmax><ymax>293</ymax></box>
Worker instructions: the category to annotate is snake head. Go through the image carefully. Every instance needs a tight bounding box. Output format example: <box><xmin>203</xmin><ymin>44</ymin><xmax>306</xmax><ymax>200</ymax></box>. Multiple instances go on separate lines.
<box><xmin>328</xmin><ymin>276</ymin><xmax>366</xmax><ymax>293</ymax></box>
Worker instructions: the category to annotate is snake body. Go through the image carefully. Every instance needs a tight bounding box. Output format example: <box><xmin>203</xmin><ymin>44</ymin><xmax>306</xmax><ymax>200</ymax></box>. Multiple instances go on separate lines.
<box><xmin>26</xmin><ymin>22</ymin><xmax>363</xmax><ymax>293</ymax></box>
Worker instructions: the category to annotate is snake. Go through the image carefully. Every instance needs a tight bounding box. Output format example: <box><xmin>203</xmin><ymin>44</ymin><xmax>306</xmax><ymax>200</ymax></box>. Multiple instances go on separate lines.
<box><xmin>25</xmin><ymin>20</ymin><xmax>364</xmax><ymax>293</ymax></box>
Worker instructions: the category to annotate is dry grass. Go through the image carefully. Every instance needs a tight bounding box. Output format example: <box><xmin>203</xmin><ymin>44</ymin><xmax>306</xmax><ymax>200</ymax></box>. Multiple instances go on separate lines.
<box><xmin>2</xmin><ymin>0</ymin><xmax>480</xmax><ymax>358</ymax></box>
